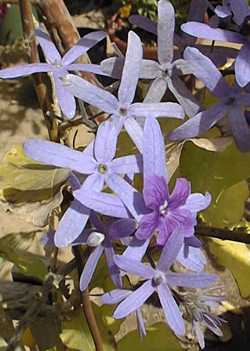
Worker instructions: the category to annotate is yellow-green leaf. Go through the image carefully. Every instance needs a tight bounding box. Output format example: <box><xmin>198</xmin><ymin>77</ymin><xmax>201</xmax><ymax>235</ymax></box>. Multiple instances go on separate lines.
<box><xmin>208</xmin><ymin>238</ymin><xmax>250</xmax><ymax>298</ymax></box>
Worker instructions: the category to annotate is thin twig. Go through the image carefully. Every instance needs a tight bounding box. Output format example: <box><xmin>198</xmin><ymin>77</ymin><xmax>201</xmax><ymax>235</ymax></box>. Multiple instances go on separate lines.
<box><xmin>196</xmin><ymin>225</ymin><xmax>250</xmax><ymax>244</ymax></box>
<box><xmin>73</xmin><ymin>246</ymin><xmax>103</xmax><ymax>351</ymax></box>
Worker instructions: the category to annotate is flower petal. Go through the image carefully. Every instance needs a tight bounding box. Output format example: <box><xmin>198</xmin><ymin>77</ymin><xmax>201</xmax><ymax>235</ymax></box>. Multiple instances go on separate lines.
<box><xmin>184</xmin><ymin>47</ymin><xmax>230</xmax><ymax>98</ymax></box>
<box><xmin>185</xmin><ymin>192</ymin><xmax>211</xmax><ymax>213</ymax></box>
<box><xmin>136</xmin><ymin>211</ymin><xmax>158</xmax><ymax>241</ymax></box>
<box><xmin>109</xmin><ymin>218</ymin><xmax>137</xmax><ymax>240</ymax></box>
<box><xmin>169</xmin><ymin>178</ymin><xmax>191</xmax><ymax>209</ymax></box>
<box><xmin>169</xmin><ymin>103</ymin><xmax>226</xmax><ymax>140</ymax></box>
<box><xmin>118</xmin><ymin>31</ymin><xmax>142</xmax><ymax>104</ymax></box>
<box><xmin>74</xmin><ymin>190</ymin><xmax>130</xmax><ymax>218</ymax></box>
<box><xmin>24</xmin><ymin>139</ymin><xmax>96</xmax><ymax>173</ymax></box>
<box><xmin>63</xmin><ymin>74</ymin><xmax>118</xmax><ymax>114</ymax></box>
<box><xmin>105</xmin><ymin>246</ymin><xmax>123</xmax><ymax>288</ymax></box>
<box><xmin>106</xmin><ymin>174</ymin><xmax>147</xmax><ymax>220</ymax></box>
<box><xmin>181</xmin><ymin>22</ymin><xmax>244</xmax><ymax>44</ymax></box>
<box><xmin>113</xmin><ymin>280</ymin><xmax>155</xmax><ymax>319</ymax></box>
<box><xmin>230</xmin><ymin>0</ymin><xmax>250</xmax><ymax>25</ymax></box>
<box><xmin>143</xmin><ymin>117</ymin><xmax>168</xmax><ymax>181</ymax></box>
<box><xmin>62</xmin><ymin>31</ymin><xmax>106</xmax><ymax>65</ymax></box>
<box><xmin>166</xmin><ymin>272</ymin><xmax>218</xmax><ymax>288</ymax></box>
<box><xmin>143</xmin><ymin>175</ymin><xmax>168</xmax><ymax>209</ymax></box>
<box><xmin>157</xmin><ymin>227</ymin><xmax>184</xmax><ymax>271</ymax></box>
<box><xmin>144</xmin><ymin>77</ymin><xmax>167</xmax><ymax>103</ymax></box>
<box><xmin>94</xmin><ymin>120</ymin><xmax>118</xmax><ymax>162</ymax></box>
<box><xmin>111</xmin><ymin>154</ymin><xmax>142</xmax><ymax>175</ymax></box>
<box><xmin>123</xmin><ymin>238</ymin><xmax>150</xmax><ymax>261</ymax></box>
<box><xmin>168</xmin><ymin>75</ymin><xmax>200</xmax><ymax>117</ymax></box>
<box><xmin>0</xmin><ymin>63</ymin><xmax>52</xmax><ymax>78</ymax></box>
<box><xmin>177</xmin><ymin>245</ymin><xmax>206</xmax><ymax>272</ymax></box>
<box><xmin>54</xmin><ymin>200</ymin><xmax>90</xmax><ymax>247</ymax></box>
<box><xmin>157</xmin><ymin>0</ymin><xmax>175</xmax><ymax>64</ymax></box>
<box><xmin>80</xmin><ymin>245</ymin><xmax>104</xmax><ymax>290</ymax></box>
<box><xmin>35</xmin><ymin>28</ymin><xmax>61</xmax><ymax>63</ymax></box>
<box><xmin>131</xmin><ymin>102</ymin><xmax>184</xmax><ymax>119</ymax></box>
<box><xmin>102</xmin><ymin>289</ymin><xmax>131</xmax><ymax>304</ymax></box>
<box><xmin>123</xmin><ymin>117</ymin><xmax>144</xmax><ymax>152</ymax></box>
<box><xmin>158</xmin><ymin>284</ymin><xmax>185</xmax><ymax>336</ymax></box>
<box><xmin>114</xmin><ymin>255</ymin><xmax>154</xmax><ymax>278</ymax></box>
<box><xmin>235</xmin><ymin>43</ymin><xmax>250</xmax><ymax>88</ymax></box>
<box><xmin>54</xmin><ymin>76</ymin><xmax>76</xmax><ymax>119</ymax></box>
<box><xmin>228</xmin><ymin>105</ymin><xmax>250</xmax><ymax>152</ymax></box>
<box><xmin>66</xmin><ymin>63</ymin><xmax>109</xmax><ymax>76</ymax></box>
<box><xmin>129</xmin><ymin>15</ymin><xmax>157</xmax><ymax>35</ymax></box>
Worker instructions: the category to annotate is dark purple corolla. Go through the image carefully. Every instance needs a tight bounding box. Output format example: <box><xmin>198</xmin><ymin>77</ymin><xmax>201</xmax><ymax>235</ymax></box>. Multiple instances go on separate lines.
<box><xmin>169</xmin><ymin>47</ymin><xmax>250</xmax><ymax>152</ymax></box>
<box><xmin>73</xmin><ymin>213</ymin><xmax>137</xmax><ymax>290</ymax></box>
<box><xmin>136</xmin><ymin>117</ymin><xmax>211</xmax><ymax>246</ymax></box>
<box><xmin>24</xmin><ymin>120</ymin><xmax>141</xmax><ymax>246</ymax></box>
<box><xmin>0</xmin><ymin>28</ymin><xmax>106</xmax><ymax>118</ymax></box>
<box><xmin>102</xmin><ymin>232</ymin><xmax>217</xmax><ymax>337</ymax></box>
<box><xmin>62</xmin><ymin>31</ymin><xmax>184</xmax><ymax>152</ymax></box>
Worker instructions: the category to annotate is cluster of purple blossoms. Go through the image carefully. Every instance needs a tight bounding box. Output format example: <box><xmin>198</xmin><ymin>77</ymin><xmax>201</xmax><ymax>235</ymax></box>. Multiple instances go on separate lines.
<box><xmin>3</xmin><ymin>0</ymin><xmax>248</xmax><ymax>347</ymax></box>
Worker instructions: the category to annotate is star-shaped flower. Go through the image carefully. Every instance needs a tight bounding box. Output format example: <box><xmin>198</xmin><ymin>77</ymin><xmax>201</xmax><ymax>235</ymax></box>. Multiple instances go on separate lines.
<box><xmin>24</xmin><ymin>120</ymin><xmax>141</xmax><ymax>246</ymax></box>
<box><xmin>103</xmin><ymin>232</ymin><xmax>217</xmax><ymax>336</ymax></box>
<box><xmin>62</xmin><ymin>30</ymin><xmax>184</xmax><ymax>152</ymax></box>
<box><xmin>0</xmin><ymin>28</ymin><xmax>106</xmax><ymax>118</ymax></box>
<box><xmin>169</xmin><ymin>47</ymin><xmax>250</xmax><ymax>152</ymax></box>
<box><xmin>102</xmin><ymin>0</ymin><xmax>200</xmax><ymax>117</ymax></box>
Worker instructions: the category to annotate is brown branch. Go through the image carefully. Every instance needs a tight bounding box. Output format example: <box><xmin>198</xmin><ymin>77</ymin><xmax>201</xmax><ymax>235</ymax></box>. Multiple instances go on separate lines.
<box><xmin>18</xmin><ymin>0</ymin><xmax>58</xmax><ymax>141</ymax></box>
<box><xmin>196</xmin><ymin>225</ymin><xmax>250</xmax><ymax>244</ymax></box>
<box><xmin>73</xmin><ymin>246</ymin><xmax>103</xmax><ymax>351</ymax></box>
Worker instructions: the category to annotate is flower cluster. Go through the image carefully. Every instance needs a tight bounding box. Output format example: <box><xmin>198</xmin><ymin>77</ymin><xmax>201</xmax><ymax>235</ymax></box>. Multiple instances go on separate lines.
<box><xmin>2</xmin><ymin>0</ymin><xmax>248</xmax><ymax>348</ymax></box>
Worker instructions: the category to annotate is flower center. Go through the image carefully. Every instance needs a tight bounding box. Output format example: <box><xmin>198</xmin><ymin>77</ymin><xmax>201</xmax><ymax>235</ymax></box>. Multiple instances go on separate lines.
<box><xmin>159</xmin><ymin>200</ymin><xmax>168</xmax><ymax>216</ymax></box>
<box><xmin>119</xmin><ymin>107</ymin><xmax>128</xmax><ymax>116</ymax></box>
<box><xmin>225</xmin><ymin>96</ymin><xmax>236</xmax><ymax>105</ymax></box>
<box><xmin>98</xmin><ymin>163</ymin><xmax>108</xmax><ymax>174</ymax></box>
<box><xmin>152</xmin><ymin>271</ymin><xmax>166</xmax><ymax>287</ymax></box>
<box><xmin>160</xmin><ymin>63</ymin><xmax>173</xmax><ymax>79</ymax></box>
<box><xmin>87</xmin><ymin>231</ymin><xmax>105</xmax><ymax>247</ymax></box>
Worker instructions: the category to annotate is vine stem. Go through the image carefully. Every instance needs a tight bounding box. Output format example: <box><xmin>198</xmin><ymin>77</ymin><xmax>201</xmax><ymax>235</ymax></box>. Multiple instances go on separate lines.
<box><xmin>73</xmin><ymin>247</ymin><xmax>104</xmax><ymax>351</ymax></box>
<box><xmin>196</xmin><ymin>225</ymin><xmax>250</xmax><ymax>244</ymax></box>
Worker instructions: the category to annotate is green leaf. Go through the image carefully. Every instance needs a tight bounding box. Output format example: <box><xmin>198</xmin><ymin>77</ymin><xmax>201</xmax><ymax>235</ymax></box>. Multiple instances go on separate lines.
<box><xmin>208</xmin><ymin>238</ymin><xmax>250</xmax><ymax>298</ymax></box>
<box><xmin>180</xmin><ymin>142</ymin><xmax>250</xmax><ymax>227</ymax></box>
<box><xmin>61</xmin><ymin>309</ymin><xmax>116</xmax><ymax>351</ymax></box>
<box><xmin>117</xmin><ymin>322</ymin><xmax>182</xmax><ymax>351</ymax></box>
<box><xmin>0</xmin><ymin>144</ymin><xmax>69</xmax><ymax>226</ymax></box>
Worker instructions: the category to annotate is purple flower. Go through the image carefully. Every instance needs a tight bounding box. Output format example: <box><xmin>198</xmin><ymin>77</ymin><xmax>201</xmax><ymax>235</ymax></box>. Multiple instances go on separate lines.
<box><xmin>104</xmin><ymin>232</ymin><xmax>217</xmax><ymax>336</ymax></box>
<box><xmin>136</xmin><ymin>175</ymin><xmax>210</xmax><ymax>246</ymax></box>
<box><xmin>169</xmin><ymin>47</ymin><xmax>250</xmax><ymax>152</ymax></box>
<box><xmin>62</xmin><ymin>31</ymin><xmax>184</xmax><ymax>151</ymax></box>
<box><xmin>136</xmin><ymin>117</ymin><xmax>211</xmax><ymax>246</ymax></box>
<box><xmin>214</xmin><ymin>0</ymin><xmax>250</xmax><ymax>25</ymax></box>
<box><xmin>102</xmin><ymin>0</ymin><xmax>200</xmax><ymax>117</ymax></box>
<box><xmin>102</xmin><ymin>289</ymin><xmax>146</xmax><ymax>338</ymax></box>
<box><xmin>181</xmin><ymin>21</ymin><xmax>250</xmax><ymax>87</ymax></box>
<box><xmin>73</xmin><ymin>213</ymin><xmax>137</xmax><ymax>290</ymax></box>
<box><xmin>24</xmin><ymin>120</ymin><xmax>141</xmax><ymax>246</ymax></box>
<box><xmin>0</xmin><ymin>28</ymin><xmax>106</xmax><ymax>118</ymax></box>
